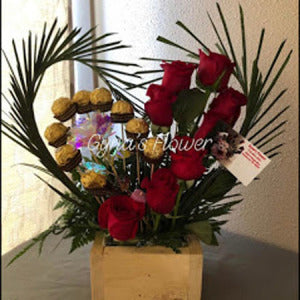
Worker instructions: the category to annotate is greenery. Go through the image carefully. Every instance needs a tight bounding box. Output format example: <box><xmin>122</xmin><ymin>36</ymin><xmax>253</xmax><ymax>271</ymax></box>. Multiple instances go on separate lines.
<box><xmin>2</xmin><ymin>2</ymin><xmax>291</xmax><ymax>266</ymax></box>
<box><xmin>172</xmin><ymin>88</ymin><xmax>209</xmax><ymax>135</ymax></box>
<box><xmin>132</xmin><ymin>2</ymin><xmax>290</xmax><ymax>245</ymax></box>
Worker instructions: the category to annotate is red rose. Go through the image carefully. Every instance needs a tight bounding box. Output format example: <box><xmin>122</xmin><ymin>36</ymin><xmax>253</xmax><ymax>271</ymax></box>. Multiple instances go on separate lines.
<box><xmin>97</xmin><ymin>195</ymin><xmax>145</xmax><ymax>241</ymax></box>
<box><xmin>195</xmin><ymin>88</ymin><xmax>247</xmax><ymax>140</ymax></box>
<box><xmin>145</xmin><ymin>84</ymin><xmax>177</xmax><ymax>126</ymax></box>
<box><xmin>161</xmin><ymin>61</ymin><xmax>197</xmax><ymax>95</ymax></box>
<box><xmin>197</xmin><ymin>50</ymin><xmax>235</xmax><ymax>91</ymax></box>
<box><xmin>170</xmin><ymin>136</ymin><xmax>207</xmax><ymax>180</ymax></box>
<box><xmin>98</xmin><ymin>199</ymin><xmax>110</xmax><ymax>229</ymax></box>
<box><xmin>194</xmin><ymin>113</ymin><xmax>220</xmax><ymax>140</ymax></box>
<box><xmin>141</xmin><ymin>168</ymin><xmax>179</xmax><ymax>214</ymax></box>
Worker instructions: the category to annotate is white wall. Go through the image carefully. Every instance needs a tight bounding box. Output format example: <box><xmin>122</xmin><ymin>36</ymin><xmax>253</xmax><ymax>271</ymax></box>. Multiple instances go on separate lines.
<box><xmin>1</xmin><ymin>0</ymin><xmax>70</xmax><ymax>254</ymax></box>
<box><xmin>93</xmin><ymin>0</ymin><xmax>299</xmax><ymax>252</ymax></box>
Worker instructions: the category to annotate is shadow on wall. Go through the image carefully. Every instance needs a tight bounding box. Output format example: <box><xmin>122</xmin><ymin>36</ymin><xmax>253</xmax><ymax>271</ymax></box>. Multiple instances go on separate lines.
<box><xmin>2</xmin><ymin>230</ymin><xmax>298</xmax><ymax>300</ymax></box>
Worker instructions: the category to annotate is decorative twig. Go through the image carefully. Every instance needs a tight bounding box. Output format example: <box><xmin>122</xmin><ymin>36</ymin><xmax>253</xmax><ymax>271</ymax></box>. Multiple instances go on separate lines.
<box><xmin>150</xmin><ymin>163</ymin><xmax>155</xmax><ymax>179</ymax></box>
<box><xmin>135</xmin><ymin>140</ymin><xmax>140</xmax><ymax>184</ymax></box>
<box><xmin>95</xmin><ymin>196</ymin><xmax>102</xmax><ymax>204</ymax></box>
<box><xmin>121</xmin><ymin>123</ymin><xmax>126</xmax><ymax>171</ymax></box>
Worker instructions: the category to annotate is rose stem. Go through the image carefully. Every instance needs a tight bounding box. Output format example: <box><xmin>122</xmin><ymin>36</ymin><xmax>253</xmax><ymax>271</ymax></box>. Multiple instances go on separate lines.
<box><xmin>171</xmin><ymin>181</ymin><xmax>185</xmax><ymax>230</ymax></box>
<box><xmin>190</xmin><ymin>90</ymin><xmax>211</xmax><ymax>137</ymax></box>
<box><xmin>121</xmin><ymin>123</ymin><xmax>126</xmax><ymax>171</ymax></box>
<box><xmin>153</xmin><ymin>213</ymin><xmax>161</xmax><ymax>232</ymax></box>
<box><xmin>135</xmin><ymin>140</ymin><xmax>140</xmax><ymax>185</ymax></box>
<box><xmin>140</xmin><ymin>220</ymin><xmax>144</xmax><ymax>233</ymax></box>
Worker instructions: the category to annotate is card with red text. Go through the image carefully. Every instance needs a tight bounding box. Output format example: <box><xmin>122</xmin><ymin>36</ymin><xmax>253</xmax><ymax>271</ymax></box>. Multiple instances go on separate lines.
<box><xmin>209</xmin><ymin>122</ymin><xmax>271</xmax><ymax>186</ymax></box>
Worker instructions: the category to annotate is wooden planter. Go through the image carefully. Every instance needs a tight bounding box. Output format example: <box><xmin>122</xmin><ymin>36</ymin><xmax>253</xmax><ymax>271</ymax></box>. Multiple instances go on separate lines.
<box><xmin>90</xmin><ymin>233</ymin><xmax>203</xmax><ymax>300</ymax></box>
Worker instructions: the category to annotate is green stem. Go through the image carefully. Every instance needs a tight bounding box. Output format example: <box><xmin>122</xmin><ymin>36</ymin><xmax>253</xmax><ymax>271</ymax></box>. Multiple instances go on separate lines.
<box><xmin>153</xmin><ymin>213</ymin><xmax>161</xmax><ymax>232</ymax></box>
<box><xmin>171</xmin><ymin>181</ymin><xmax>185</xmax><ymax>230</ymax></box>
<box><xmin>190</xmin><ymin>90</ymin><xmax>211</xmax><ymax>137</ymax></box>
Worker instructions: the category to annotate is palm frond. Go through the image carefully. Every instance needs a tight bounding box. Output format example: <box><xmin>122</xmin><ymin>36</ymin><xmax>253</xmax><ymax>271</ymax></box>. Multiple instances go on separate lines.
<box><xmin>175</xmin><ymin>21</ymin><xmax>209</xmax><ymax>52</ymax></box>
<box><xmin>1</xmin><ymin>19</ymin><xmax>140</xmax><ymax>210</ymax></box>
<box><xmin>14</xmin><ymin>163</ymin><xmax>54</xmax><ymax>176</ymax></box>
<box><xmin>156</xmin><ymin>36</ymin><xmax>198</xmax><ymax>57</ymax></box>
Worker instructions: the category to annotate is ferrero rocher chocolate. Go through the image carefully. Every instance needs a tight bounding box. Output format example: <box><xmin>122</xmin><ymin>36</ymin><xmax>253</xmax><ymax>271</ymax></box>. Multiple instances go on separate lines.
<box><xmin>81</xmin><ymin>170</ymin><xmax>109</xmax><ymax>196</ymax></box>
<box><xmin>110</xmin><ymin>100</ymin><xmax>134</xmax><ymax>123</ymax></box>
<box><xmin>72</xmin><ymin>90</ymin><xmax>92</xmax><ymax>114</ymax></box>
<box><xmin>55</xmin><ymin>144</ymin><xmax>81</xmax><ymax>172</ymax></box>
<box><xmin>51</xmin><ymin>97</ymin><xmax>76</xmax><ymax>122</ymax></box>
<box><xmin>44</xmin><ymin>122</ymin><xmax>69</xmax><ymax>147</ymax></box>
<box><xmin>142</xmin><ymin>137</ymin><xmax>164</xmax><ymax>163</ymax></box>
<box><xmin>90</xmin><ymin>87</ymin><xmax>113</xmax><ymax>112</ymax></box>
<box><xmin>81</xmin><ymin>170</ymin><xmax>107</xmax><ymax>189</ymax></box>
<box><xmin>126</xmin><ymin>118</ymin><xmax>149</xmax><ymax>140</ymax></box>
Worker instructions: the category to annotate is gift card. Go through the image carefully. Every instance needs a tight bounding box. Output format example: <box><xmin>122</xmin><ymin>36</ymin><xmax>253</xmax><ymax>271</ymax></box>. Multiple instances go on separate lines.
<box><xmin>209</xmin><ymin>121</ymin><xmax>271</xmax><ymax>186</ymax></box>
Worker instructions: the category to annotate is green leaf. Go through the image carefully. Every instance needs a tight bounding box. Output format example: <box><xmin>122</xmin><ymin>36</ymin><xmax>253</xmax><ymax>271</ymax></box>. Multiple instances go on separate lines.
<box><xmin>216</xmin><ymin>3</ymin><xmax>243</xmax><ymax>82</ymax></box>
<box><xmin>202</xmin><ymin>170</ymin><xmax>237</xmax><ymax>200</ymax></box>
<box><xmin>207</xmin><ymin>13</ymin><xmax>229</xmax><ymax>57</ymax></box>
<box><xmin>35</xmin><ymin>174</ymin><xmax>86</xmax><ymax>209</ymax></box>
<box><xmin>6</xmin><ymin>218</ymin><xmax>62</xmax><ymax>267</ymax></box>
<box><xmin>176</xmin><ymin>20</ymin><xmax>209</xmax><ymax>51</ymax></box>
<box><xmin>268</xmin><ymin>152</ymin><xmax>280</xmax><ymax>159</ymax></box>
<box><xmin>249</xmin><ymin>89</ymin><xmax>287</xmax><ymax>130</ymax></box>
<box><xmin>134</xmin><ymin>69</ymin><xmax>163</xmax><ymax>75</ymax></box>
<box><xmin>2</xmin><ymin>19</ymin><xmax>140</xmax><ymax>207</ymax></box>
<box><xmin>260</xmin><ymin>40</ymin><xmax>286</xmax><ymax>90</ymax></box>
<box><xmin>264</xmin><ymin>143</ymin><xmax>284</xmax><ymax>155</ymax></box>
<box><xmin>14</xmin><ymin>163</ymin><xmax>54</xmax><ymax>176</ymax></box>
<box><xmin>239</xmin><ymin>5</ymin><xmax>248</xmax><ymax>94</ymax></box>
<box><xmin>261</xmin><ymin>50</ymin><xmax>292</xmax><ymax>102</ymax></box>
<box><xmin>210</xmin><ymin>232</ymin><xmax>219</xmax><ymax>246</ymax></box>
<box><xmin>172</xmin><ymin>88</ymin><xmax>208</xmax><ymax>134</ymax></box>
<box><xmin>156</xmin><ymin>35</ymin><xmax>198</xmax><ymax>57</ymax></box>
<box><xmin>140</xmin><ymin>57</ymin><xmax>194</xmax><ymax>64</ymax></box>
<box><xmin>249</xmin><ymin>106</ymin><xmax>289</xmax><ymax>141</ymax></box>
<box><xmin>255</xmin><ymin>130</ymin><xmax>285</xmax><ymax>148</ymax></box>
<box><xmin>126</xmin><ymin>76</ymin><xmax>163</xmax><ymax>90</ymax></box>
<box><xmin>6</xmin><ymin>240</ymin><xmax>37</xmax><ymax>267</ymax></box>
<box><xmin>252</xmin><ymin>121</ymin><xmax>287</xmax><ymax>145</ymax></box>
<box><xmin>185</xmin><ymin>221</ymin><xmax>213</xmax><ymax>245</ymax></box>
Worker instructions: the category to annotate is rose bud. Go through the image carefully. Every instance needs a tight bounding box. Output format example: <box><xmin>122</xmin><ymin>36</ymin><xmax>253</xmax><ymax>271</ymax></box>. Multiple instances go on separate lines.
<box><xmin>161</xmin><ymin>60</ymin><xmax>197</xmax><ymax>95</ymax></box>
<box><xmin>145</xmin><ymin>84</ymin><xmax>177</xmax><ymax>127</ymax></box>
<box><xmin>141</xmin><ymin>168</ymin><xmax>179</xmax><ymax>214</ymax></box>
<box><xmin>195</xmin><ymin>88</ymin><xmax>247</xmax><ymax>140</ymax></box>
<box><xmin>197</xmin><ymin>50</ymin><xmax>235</xmax><ymax>91</ymax></box>
<box><xmin>97</xmin><ymin>195</ymin><xmax>145</xmax><ymax>241</ymax></box>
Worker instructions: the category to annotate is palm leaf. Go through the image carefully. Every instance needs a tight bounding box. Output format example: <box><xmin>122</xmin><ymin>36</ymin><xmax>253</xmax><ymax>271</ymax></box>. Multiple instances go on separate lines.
<box><xmin>14</xmin><ymin>163</ymin><xmax>54</xmax><ymax>176</ymax></box>
<box><xmin>255</xmin><ymin>130</ymin><xmax>285</xmax><ymax>148</ymax></box>
<box><xmin>1</xmin><ymin>20</ymin><xmax>140</xmax><ymax>211</ymax></box>
<box><xmin>239</xmin><ymin>5</ymin><xmax>248</xmax><ymax>94</ymax></box>
<box><xmin>140</xmin><ymin>57</ymin><xmax>194</xmax><ymax>63</ymax></box>
<box><xmin>264</xmin><ymin>143</ymin><xmax>284</xmax><ymax>155</ymax></box>
<box><xmin>175</xmin><ymin>21</ymin><xmax>209</xmax><ymax>51</ymax></box>
<box><xmin>156</xmin><ymin>36</ymin><xmax>198</xmax><ymax>57</ymax></box>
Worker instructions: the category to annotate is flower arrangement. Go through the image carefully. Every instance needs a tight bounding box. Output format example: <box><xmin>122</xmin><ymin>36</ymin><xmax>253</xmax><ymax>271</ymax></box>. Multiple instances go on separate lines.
<box><xmin>2</xmin><ymin>3</ymin><xmax>291</xmax><ymax>265</ymax></box>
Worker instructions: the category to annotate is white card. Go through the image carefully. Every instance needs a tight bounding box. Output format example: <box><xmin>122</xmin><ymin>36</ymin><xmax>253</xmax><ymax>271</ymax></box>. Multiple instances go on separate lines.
<box><xmin>210</xmin><ymin>122</ymin><xmax>271</xmax><ymax>186</ymax></box>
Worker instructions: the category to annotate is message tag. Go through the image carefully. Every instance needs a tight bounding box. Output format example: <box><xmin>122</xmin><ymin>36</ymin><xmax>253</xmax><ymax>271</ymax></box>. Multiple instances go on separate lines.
<box><xmin>209</xmin><ymin>122</ymin><xmax>271</xmax><ymax>186</ymax></box>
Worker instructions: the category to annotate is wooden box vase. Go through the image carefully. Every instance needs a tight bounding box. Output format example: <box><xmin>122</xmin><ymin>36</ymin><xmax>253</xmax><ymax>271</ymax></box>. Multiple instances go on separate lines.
<box><xmin>90</xmin><ymin>234</ymin><xmax>203</xmax><ymax>300</ymax></box>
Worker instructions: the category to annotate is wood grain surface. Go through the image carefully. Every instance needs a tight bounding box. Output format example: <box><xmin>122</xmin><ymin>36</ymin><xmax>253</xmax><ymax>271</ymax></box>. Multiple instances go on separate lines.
<box><xmin>90</xmin><ymin>234</ymin><xmax>203</xmax><ymax>300</ymax></box>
